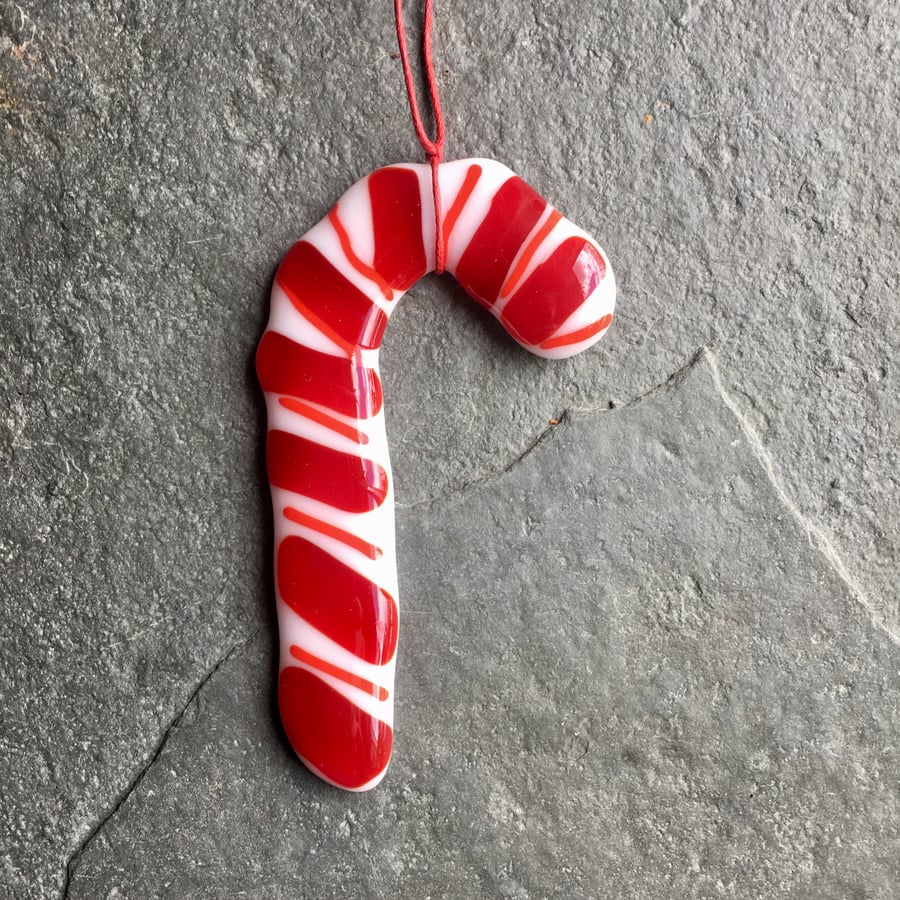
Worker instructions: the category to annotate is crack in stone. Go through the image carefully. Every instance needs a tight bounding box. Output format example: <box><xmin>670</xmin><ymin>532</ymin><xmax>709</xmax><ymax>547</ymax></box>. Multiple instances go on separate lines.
<box><xmin>501</xmin><ymin>408</ymin><xmax>572</xmax><ymax>475</ymax></box>
<box><xmin>704</xmin><ymin>348</ymin><xmax>900</xmax><ymax>650</ymax></box>
<box><xmin>60</xmin><ymin>629</ymin><xmax>260</xmax><ymax>899</ymax></box>
<box><xmin>570</xmin><ymin>346</ymin><xmax>707</xmax><ymax>416</ymax></box>
<box><xmin>395</xmin><ymin>411</ymin><xmax>573</xmax><ymax>511</ymax></box>
<box><xmin>397</xmin><ymin>345</ymin><xmax>897</xmax><ymax>653</ymax></box>
<box><xmin>622</xmin><ymin>347</ymin><xmax>707</xmax><ymax>409</ymax></box>
<box><xmin>397</xmin><ymin>349</ymin><xmax>711</xmax><ymax>513</ymax></box>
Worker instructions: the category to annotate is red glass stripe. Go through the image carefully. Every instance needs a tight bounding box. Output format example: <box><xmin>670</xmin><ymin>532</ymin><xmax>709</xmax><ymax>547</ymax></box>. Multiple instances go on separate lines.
<box><xmin>278</xmin><ymin>535</ymin><xmax>398</xmax><ymax>666</ymax></box>
<box><xmin>369</xmin><ymin>167</ymin><xmax>428</xmax><ymax>291</ymax></box>
<box><xmin>276</xmin><ymin>240</ymin><xmax>388</xmax><ymax>350</ymax></box>
<box><xmin>328</xmin><ymin>207</ymin><xmax>394</xmax><ymax>301</ymax></box>
<box><xmin>256</xmin><ymin>331</ymin><xmax>382</xmax><ymax>419</ymax></box>
<box><xmin>500</xmin><ymin>209</ymin><xmax>563</xmax><ymax>299</ymax></box>
<box><xmin>442</xmin><ymin>163</ymin><xmax>482</xmax><ymax>255</ymax></box>
<box><xmin>541</xmin><ymin>313</ymin><xmax>614</xmax><ymax>351</ymax></box>
<box><xmin>501</xmin><ymin>237</ymin><xmax>606</xmax><ymax>347</ymax></box>
<box><xmin>283</xmin><ymin>507</ymin><xmax>382</xmax><ymax>560</ymax></box>
<box><xmin>279</xmin><ymin>666</ymin><xmax>392</xmax><ymax>789</ymax></box>
<box><xmin>267</xmin><ymin>429</ymin><xmax>388</xmax><ymax>512</ymax></box>
<box><xmin>277</xmin><ymin>397</ymin><xmax>369</xmax><ymax>444</ymax></box>
<box><xmin>454</xmin><ymin>176</ymin><xmax>547</xmax><ymax>308</ymax></box>
<box><xmin>289</xmin><ymin>645</ymin><xmax>389</xmax><ymax>702</ymax></box>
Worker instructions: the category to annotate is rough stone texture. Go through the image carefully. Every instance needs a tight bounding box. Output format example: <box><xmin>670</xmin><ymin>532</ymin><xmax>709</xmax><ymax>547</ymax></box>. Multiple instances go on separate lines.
<box><xmin>0</xmin><ymin>1</ymin><xmax>897</xmax><ymax>898</ymax></box>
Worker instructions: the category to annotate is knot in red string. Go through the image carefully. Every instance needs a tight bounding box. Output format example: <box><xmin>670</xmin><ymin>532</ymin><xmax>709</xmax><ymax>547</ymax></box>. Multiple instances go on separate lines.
<box><xmin>394</xmin><ymin>0</ymin><xmax>446</xmax><ymax>274</ymax></box>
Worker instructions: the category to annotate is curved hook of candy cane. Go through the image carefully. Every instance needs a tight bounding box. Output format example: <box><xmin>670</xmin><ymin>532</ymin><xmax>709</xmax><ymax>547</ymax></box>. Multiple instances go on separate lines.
<box><xmin>256</xmin><ymin>158</ymin><xmax>616</xmax><ymax>791</ymax></box>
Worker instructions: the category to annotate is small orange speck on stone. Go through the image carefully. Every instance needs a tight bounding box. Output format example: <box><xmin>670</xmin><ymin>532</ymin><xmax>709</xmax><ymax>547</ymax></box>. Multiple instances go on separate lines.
<box><xmin>644</xmin><ymin>113</ymin><xmax>653</xmax><ymax>124</ymax></box>
<box><xmin>549</xmin><ymin>418</ymin><xmax>559</xmax><ymax>426</ymax></box>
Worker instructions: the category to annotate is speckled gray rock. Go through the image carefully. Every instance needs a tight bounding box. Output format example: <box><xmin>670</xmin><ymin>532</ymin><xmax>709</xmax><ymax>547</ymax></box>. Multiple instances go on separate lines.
<box><xmin>63</xmin><ymin>357</ymin><xmax>900</xmax><ymax>899</ymax></box>
<box><xmin>1</xmin><ymin>0</ymin><xmax>898</xmax><ymax>898</ymax></box>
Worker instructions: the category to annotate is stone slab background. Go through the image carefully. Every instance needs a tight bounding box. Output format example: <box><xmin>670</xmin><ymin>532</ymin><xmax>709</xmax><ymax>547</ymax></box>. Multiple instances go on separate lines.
<box><xmin>1</xmin><ymin>1</ymin><xmax>897</xmax><ymax>898</ymax></box>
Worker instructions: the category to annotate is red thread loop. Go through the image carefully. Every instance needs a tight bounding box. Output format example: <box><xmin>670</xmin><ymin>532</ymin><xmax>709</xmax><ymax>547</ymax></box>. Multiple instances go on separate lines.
<box><xmin>394</xmin><ymin>0</ymin><xmax>446</xmax><ymax>274</ymax></box>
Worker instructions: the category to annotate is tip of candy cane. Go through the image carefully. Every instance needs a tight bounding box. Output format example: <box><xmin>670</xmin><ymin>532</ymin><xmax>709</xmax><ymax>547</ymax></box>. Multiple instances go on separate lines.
<box><xmin>300</xmin><ymin>755</ymin><xmax>392</xmax><ymax>793</ymax></box>
<box><xmin>279</xmin><ymin>666</ymin><xmax>393</xmax><ymax>791</ymax></box>
<box><xmin>530</xmin><ymin>262</ymin><xmax>617</xmax><ymax>361</ymax></box>
<box><xmin>497</xmin><ymin>235</ymin><xmax>617</xmax><ymax>360</ymax></box>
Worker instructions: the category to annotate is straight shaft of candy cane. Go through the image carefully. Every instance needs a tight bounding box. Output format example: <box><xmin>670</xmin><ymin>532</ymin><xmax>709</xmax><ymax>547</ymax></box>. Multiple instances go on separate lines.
<box><xmin>257</xmin><ymin>159</ymin><xmax>615</xmax><ymax>790</ymax></box>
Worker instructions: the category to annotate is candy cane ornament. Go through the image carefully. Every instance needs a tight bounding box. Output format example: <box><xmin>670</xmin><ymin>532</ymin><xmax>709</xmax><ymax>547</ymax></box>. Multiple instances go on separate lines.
<box><xmin>257</xmin><ymin>0</ymin><xmax>616</xmax><ymax>791</ymax></box>
<box><xmin>257</xmin><ymin>159</ymin><xmax>615</xmax><ymax>790</ymax></box>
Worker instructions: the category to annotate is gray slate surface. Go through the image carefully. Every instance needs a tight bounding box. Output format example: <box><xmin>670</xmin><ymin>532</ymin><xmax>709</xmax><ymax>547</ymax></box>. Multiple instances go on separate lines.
<box><xmin>1</xmin><ymin>1</ymin><xmax>898</xmax><ymax>898</ymax></box>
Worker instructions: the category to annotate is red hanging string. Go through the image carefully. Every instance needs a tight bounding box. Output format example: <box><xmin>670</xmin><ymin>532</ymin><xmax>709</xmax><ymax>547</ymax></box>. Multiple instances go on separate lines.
<box><xmin>394</xmin><ymin>0</ymin><xmax>446</xmax><ymax>274</ymax></box>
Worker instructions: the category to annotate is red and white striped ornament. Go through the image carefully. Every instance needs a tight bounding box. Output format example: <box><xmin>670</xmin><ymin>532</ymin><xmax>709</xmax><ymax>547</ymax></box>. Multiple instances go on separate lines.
<box><xmin>257</xmin><ymin>5</ymin><xmax>616</xmax><ymax>792</ymax></box>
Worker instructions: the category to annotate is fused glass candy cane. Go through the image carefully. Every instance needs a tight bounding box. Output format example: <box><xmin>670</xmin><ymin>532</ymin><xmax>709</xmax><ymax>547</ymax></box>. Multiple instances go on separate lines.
<box><xmin>256</xmin><ymin>158</ymin><xmax>616</xmax><ymax>790</ymax></box>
